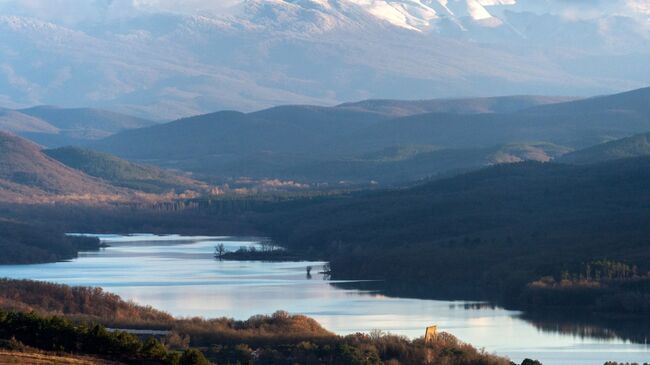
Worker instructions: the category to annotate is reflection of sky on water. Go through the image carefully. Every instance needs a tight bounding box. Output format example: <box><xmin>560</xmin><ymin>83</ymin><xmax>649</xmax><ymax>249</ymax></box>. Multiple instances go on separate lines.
<box><xmin>0</xmin><ymin>234</ymin><xmax>648</xmax><ymax>365</ymax></box>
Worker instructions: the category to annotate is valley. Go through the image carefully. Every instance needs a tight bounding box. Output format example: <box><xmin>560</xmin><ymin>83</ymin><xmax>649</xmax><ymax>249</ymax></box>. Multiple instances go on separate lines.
<box><xmin>2</xmin><ymin>2</ymin><xmax>650</xmax><ymax>364</ymax></box>
<box><xmin>1</xmin><ymin>64</ymin><xmax>650</xmax><ymax>365</ymax></box>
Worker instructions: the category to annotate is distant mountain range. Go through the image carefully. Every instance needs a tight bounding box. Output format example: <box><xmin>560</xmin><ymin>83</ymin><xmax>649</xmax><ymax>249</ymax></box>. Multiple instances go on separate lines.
<box><xmin>89</xmin><ymin>87</ymin><xmax>650</xmax><ymax>186</ymax></box>
<box><xmin>0</xmin><ymin>0</ymin><xmax>648</xmax><ymax>118</ymax></box>
<box><xmin>3</xmin><ymin>87</ymin><xmax>650</xmax><ymax>192</ymax></box>
<box><xmin>0</xmin><ymin>106</ymin><xmax>155</xmax><ymax>147</ymax></box>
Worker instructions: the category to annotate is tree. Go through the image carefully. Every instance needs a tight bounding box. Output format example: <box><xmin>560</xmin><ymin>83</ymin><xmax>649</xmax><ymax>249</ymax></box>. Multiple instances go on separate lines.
<box><xmin>179</xmin><ymin>348</ymin><xmax>212</xmax><ymax>365</ymax></box>
<box><xmin>215</xmin><ymin>243</ymin><xmax>226</xmax><ymax>259</ymax></box>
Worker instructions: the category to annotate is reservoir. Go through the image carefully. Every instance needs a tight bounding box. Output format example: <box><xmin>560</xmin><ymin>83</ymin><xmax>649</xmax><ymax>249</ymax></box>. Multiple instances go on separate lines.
<box><xmin>0</xmin><ymin>234</ymin><xmax>647</xmax><ymax>365</ymax></box>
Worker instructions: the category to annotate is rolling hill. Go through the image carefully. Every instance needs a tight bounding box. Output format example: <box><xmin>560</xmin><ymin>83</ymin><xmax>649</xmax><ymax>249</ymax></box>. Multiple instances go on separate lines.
<box><xmin>558</xmin><ymin>132</ymin><xmax>650</xmax><ymax>165</ymax></box>
<box><xmin>0</xmin><ymin>132</ymin><xmax>123</xmax><ymax>202</ymax></box>
<box><xmin>0</xmin><ymin>108</ymin><xmax>59</xmax><ymax>135</ymax></box>
<box><xmin>522</xmin><ymin>87</ymin><xmax>650</xmax><ymax>116</ymax></box>
<box><xmin>336</xmin><ymin>95</ymin><xmax>577</xmax><ymax>118</ymax></box>
<box><xmin>273</xmin><ymin>142</ymin><xmax>572</xmax><ymax>184</ymax></box>
<box><xmin>44</xmin><ymin>147</ymin><xmax>208</xmax><ymax>193</ymax></box>
<box><xmin>93</xmin><ymin>106</ymin><xmax>390</xmax><ymax>162</ymax></box>
<box><xmin>347</xmin><ymin>87</ymin><xmax>650</xmax><ymax>154</ymax></box>
<box><xmin>19</xmin><ymin>106</ymin><xmax>156</xmax><ymax>137</ymax></box>
<box><xmin>92</xmin><ymin>88</ymin><xmax>650</xmax><ymax>185</ymax></box>
<box><xmin>0</xmin><ymin>106</ymin><xmax>156</xmax><ymax>147</ymax></box>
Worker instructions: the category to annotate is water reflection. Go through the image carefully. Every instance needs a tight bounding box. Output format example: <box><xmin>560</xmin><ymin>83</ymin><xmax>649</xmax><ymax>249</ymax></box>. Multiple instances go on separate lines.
<box><xmin>521</xmin><ymin>311</ymin><xmax>650</xmax><ymax>345</ymax></box>
<box><xmin>0</xmin><ymin>234</ymin><xmax>647</xmax><ymax>365</ymax></box>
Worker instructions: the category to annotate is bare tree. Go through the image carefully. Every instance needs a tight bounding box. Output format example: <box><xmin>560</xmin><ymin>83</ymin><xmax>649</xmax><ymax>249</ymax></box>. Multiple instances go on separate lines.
<box><xmin>214</xmin><ymin>243</ymin><xmax>226</xmax><ymax>259</ymax></box>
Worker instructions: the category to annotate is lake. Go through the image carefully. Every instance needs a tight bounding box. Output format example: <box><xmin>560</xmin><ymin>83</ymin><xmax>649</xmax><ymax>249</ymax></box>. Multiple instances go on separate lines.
<box><xmin>0</xmin><ymin>234</ymin><xmax>648</xmax><ymax>365</ymax></box>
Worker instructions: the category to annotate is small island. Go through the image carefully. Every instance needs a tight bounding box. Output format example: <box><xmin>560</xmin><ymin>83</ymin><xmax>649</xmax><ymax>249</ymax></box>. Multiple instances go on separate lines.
<box><xmin>214</xmin><ymin>242</ymin><xmax>303</xmax><ymax>262</ymax></box>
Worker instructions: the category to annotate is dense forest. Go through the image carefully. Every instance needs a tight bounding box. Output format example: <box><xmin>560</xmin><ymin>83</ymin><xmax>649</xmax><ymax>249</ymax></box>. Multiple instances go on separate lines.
<box><xmin>247</xmin><ymin>158</ymin><xmax>650</xmax><ymax>313</ymax></box>
<box><xmin>0</xmin><ymin>220</ymin><xmax>100</xmax><ymax>264</ymax></box>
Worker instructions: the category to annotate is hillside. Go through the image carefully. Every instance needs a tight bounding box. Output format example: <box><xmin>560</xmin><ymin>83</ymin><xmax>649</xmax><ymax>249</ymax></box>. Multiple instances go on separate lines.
<box><xmin>94</xmin><ymin>107</ymin><xmax>387</xmax><ymax>161</ymax></box>
<box><xmin>44</xmin><ymin>147</ymin><xmax>207</xmax><ymax>194</ymax></box>
<box><xmin>276</xmin><ymin>143</ymin><xmax>571</xmax><ymax>184</ymax></box>
<box><xmin>337</xmin><ymin>95</ymin><xmax>577</xmax><ymax>117</ymax></box>
<box><xmin>558</xmin><ymin>133</ymin><xmax>650</xmax><ymax>165</ymax></box>
<box><xmin>348</xmin><ymin>87</ymin><xmax>650</xmax><ymax>154</ymax></box>
<box><xmin>522</xmin><ymin>87</ymin><xmax>650</xmax><ymax>116</ymax></box>
<box><xmin>0</xmin><ymin>132</ymin><xmax>125</xmax><ymax>202</ymax></box>
<box><xmin>0</xmin><ymin>106</ymin><xmax>156</xmax><ymax>147</ymax></box>
<box><xmin>93</xmin><ymin>87</ymin><xmax>649</xmax><ymax>186</ymax></box>
<box><xmin>19</xmin><ymin>106</ymin><xmax>155</xmax><ymax>137</ymax></box>
<box><xmin>0</xmin><ymin>220</ymin><xmax>100</xmax><ymax>264</ymax></box>
<box><xmin>14</xmin><ymin>106</ymin><xmax>155</xmax><ymax>146</ymax></box>
<box><xmin>0</xmin><ymin>108</ymin><xmax>59</xmax><ymax>135</ymax></box>
<box><xmin>249</xmin><ymin>157</ymin><xmax>650</xmax><ymax>309</ymax></box>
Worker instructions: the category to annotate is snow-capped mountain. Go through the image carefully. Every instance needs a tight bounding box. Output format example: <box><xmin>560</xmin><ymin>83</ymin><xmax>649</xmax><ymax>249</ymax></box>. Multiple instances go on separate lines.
<box><xmin>0</xmin><ymin>0</ymin><xmax>648</xmax><ymax>118</ymax></box>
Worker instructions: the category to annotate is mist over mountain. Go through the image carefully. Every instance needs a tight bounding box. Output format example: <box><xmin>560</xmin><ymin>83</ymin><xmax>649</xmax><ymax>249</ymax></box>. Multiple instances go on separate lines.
<box><xmin>0</xmin><ymin>0</ymin><xmax>648</xmax><ymax>119</ymax></box>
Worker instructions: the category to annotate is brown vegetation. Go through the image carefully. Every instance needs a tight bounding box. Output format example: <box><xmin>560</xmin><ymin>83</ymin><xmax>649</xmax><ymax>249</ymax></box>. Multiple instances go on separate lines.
<box><xmin>0</xmin><ymin>279</ymin><xmax>514</xmax><ymax>365</ymax></box>
<box><xmin>0</xmin><ymin>279</ymin><xmax>172</xmax><ymax>323</ymax></box>
<box><xmin>0</xmin><ymin>350</ymin><xmax>125</xmax><ymax>364</ymax></box>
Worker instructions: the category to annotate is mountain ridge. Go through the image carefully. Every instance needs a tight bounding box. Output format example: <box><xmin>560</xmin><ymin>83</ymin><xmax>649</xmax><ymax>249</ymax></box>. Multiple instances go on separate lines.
<box><xmin>0</xmin><ymin>1</ymin><xmax>648</xmax><ymax>117</ymax></box>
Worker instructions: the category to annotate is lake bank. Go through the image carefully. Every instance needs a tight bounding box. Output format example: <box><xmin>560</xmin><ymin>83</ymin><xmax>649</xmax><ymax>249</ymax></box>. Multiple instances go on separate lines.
<box><xmin>0</xmin><ymin>234</ymin><xmax>648</xmax><ymax>364</ymax></box>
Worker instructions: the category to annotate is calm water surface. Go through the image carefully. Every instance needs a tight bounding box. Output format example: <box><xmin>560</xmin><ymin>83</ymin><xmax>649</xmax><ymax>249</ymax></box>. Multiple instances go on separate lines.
<box><xmin>0</xmin><ymin>234</ymin><xmax>648</xmax><ymax>365</ymax></box>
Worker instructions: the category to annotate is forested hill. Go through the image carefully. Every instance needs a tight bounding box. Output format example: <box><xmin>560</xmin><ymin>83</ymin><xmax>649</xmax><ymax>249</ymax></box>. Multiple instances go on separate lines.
<box><xmin>44</xmin><ymin>147</ymin><xmax>207</xmax><ymax>194</ymax></box>
<box><xmin>251</xmin><ymin>157</ymin><xmax>650</xmax><ymax>305</ymax></box>
<box><xmin>0</xmin><ymin>220</ymin><xmax>100</xmax><ymax>264</ymax></box>
<box><xmin>0</xmin><ymin>132</ymin><xmax>123</xmax><ymax>202</ymax></box>
<box><xmin>89</xmin><ymin>87</ymin><xmax>650</xmax><ymax>186</ymax></box>
<box><xmin>558</xmin><ymin>132</ymin><xmax>650</xmax><ymax>165</ymax></box>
